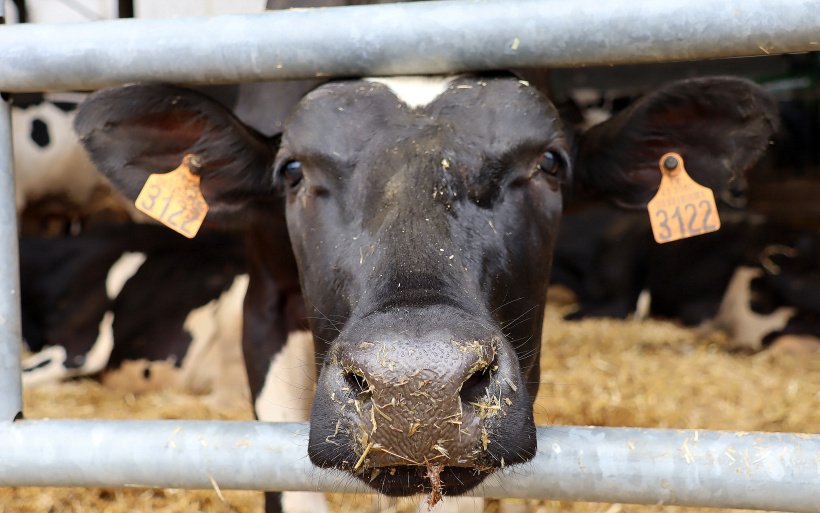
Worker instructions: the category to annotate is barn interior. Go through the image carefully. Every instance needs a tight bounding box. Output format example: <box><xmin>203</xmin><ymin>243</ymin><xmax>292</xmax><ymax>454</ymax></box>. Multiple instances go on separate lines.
<box><xmin>3</xmin><ymin>1</ymin><xmax>820</xmax><ymax>513</ymax></box>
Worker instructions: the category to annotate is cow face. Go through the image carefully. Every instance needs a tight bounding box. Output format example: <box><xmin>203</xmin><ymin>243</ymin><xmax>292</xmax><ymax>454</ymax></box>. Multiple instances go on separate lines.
<box><xmin>74</xmin><ymin>74</ymin><xmax>777</xmax><ymax>498</ymax></box>
<box><xmin>276</xmin><ymin>76</ymin><xmax>567</xmax><ymax>494</ymax></box>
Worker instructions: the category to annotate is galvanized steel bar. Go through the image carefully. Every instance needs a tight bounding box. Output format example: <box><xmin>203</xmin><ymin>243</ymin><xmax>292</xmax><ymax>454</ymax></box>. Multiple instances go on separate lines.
<box><xmin>0</xmin><ymin>0</ymin><xmax>23</xmax><ymax>423</ymax></box>
<box><xmin>0</xmin><ymin>0</ymin><xmax>819</xmax><ymax>92</ymax></box>
<box><xmin>484</xmin><ymin>426</ymin><xmax>820</xmax><ymax>511</ymax></box>
<box><xmin>0</xmin><ymin>420</ymin><xmax>363</xmax><ymax>492</ymax></box>
<box><xmin>0</xmin><ymin>421</ymin><xmax>818</xmax><ymax>511</ymax></box>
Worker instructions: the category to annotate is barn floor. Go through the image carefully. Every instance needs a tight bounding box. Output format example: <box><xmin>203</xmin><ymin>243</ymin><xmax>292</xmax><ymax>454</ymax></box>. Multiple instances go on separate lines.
<box><xmin>3</xmin><ymin>303</ymin><xmax>819</xmax><ymax>513</ymax></box>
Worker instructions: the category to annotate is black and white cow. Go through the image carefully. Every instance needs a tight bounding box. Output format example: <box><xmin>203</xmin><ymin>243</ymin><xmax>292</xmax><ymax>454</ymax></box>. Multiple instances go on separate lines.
<box><xmin>10</xmin><ymin>92</ymin><xmax>143</xmax><ymax>239</ymax></box>
<box><xmin>72</xmin><ymin>74</ymin><xmax>777</xmax><ymax>512</ymax></box>
<box><xmin>552</xmin><ymin>204</ymin><xmax>820</xmax><ymax>353</ymax></box>
<box><xmin>11</xmin><ymin>92</ymin><xmax>107</xmax><ymax>213</ymax></box>
<box><xmin>20</xmin><ymin>223</ymin><xmax>250</xmax><ymax>403</ymax></box>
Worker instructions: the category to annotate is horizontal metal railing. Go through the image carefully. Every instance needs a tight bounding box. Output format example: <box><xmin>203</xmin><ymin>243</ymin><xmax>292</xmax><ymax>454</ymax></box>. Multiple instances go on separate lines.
<box><xmin>1</xmin><ymin>1</ymin><xmax>819</xmax><ymax>509</ymax></box>
<box><xmin>0</xmin><ymin>0</ymin><xmax>818</xmax><ymax>92</ymax></box>
<box><xmin>1</xmin><ymin>421</ymin><xmax>818</xmax><ymax>511</ymax></box>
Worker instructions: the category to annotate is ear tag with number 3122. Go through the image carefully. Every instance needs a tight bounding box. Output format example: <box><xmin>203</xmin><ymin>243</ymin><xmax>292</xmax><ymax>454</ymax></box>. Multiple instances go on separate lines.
<box><xmin>647</xmin><ymin>152</ymin><xmax>720</xmax><ymax>244</ymax></box>
<box><xmin>135</xmin><ymin>154</ymin><xmax>209</xmax><ymax>238</ymax></box>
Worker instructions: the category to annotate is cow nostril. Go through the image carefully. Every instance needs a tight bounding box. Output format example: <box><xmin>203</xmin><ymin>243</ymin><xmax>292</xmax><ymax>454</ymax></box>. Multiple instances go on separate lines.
<box><xmin>344</xmin><ymin>371</ymin><xmax>370</xmax><ymax>395</ymax></box>
<box><xmin>460</xmin><ymin>368</ymin><xmax>491</xmax><ymax>402</ymax></box>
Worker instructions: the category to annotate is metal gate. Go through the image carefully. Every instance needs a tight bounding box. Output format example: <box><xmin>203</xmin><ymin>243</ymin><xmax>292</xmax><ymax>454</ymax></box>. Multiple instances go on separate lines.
<box><xmin>1</xmin><ymin>1</ymin><xmax>819</xmax><ymax>510</ymax></box>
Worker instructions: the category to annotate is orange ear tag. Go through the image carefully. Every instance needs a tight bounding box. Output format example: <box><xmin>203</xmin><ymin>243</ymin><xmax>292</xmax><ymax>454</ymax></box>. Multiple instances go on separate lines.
<box><xmin>135</xmin><ymin>154</ymin><xmax>209</xmax><ymax>238</ymax></box>
<box><xmin>647</xmin><ymin>152</ymin><xmax>720</xmax><ymax>244</ymax></box>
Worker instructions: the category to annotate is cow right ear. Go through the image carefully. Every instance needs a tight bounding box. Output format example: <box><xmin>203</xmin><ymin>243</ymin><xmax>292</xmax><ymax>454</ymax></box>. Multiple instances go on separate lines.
<box><xmin>572</xmin><ymin>76</ymin><xmax>779</xmax><ymax>208</ymax></box>
<box><xmin>73</xmin><ymin>83</ymin><xmax>280</xmax><ymax>217</ymax></box>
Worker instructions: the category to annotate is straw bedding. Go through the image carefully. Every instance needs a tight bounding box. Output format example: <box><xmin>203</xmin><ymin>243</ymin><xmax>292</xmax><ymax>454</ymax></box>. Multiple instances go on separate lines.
<box><xmin>3</xmin><ymin>303</ymin><xmax>819</xmax><ymax>513</ymax></box>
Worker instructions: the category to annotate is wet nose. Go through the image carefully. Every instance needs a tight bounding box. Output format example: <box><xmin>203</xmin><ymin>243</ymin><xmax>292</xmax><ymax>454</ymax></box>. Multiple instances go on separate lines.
<box><xmin>335</xmin><ymin>329</ymin><xmax>500</xmax><ymax>467</ymax></box>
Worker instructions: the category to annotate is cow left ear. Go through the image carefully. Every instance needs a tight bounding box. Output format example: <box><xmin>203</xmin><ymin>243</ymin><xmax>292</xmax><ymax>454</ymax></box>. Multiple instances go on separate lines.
<box><xmin>74</xmin><ymin>83</ymin><xmax>280</xmax><ymax>218</ymax></box>
<box><xmin>573</xmin><ymin>76</ymin><xmax>779</xmax><ymax>207</ymax></box>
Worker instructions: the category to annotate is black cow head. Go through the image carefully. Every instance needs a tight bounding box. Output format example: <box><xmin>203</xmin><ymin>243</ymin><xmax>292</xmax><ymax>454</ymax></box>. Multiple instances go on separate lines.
<box><xmin>74</xmin><ymin>74</ymin><xmax>777</xmax><ymax>497</ymax></box>
<box><xmin>277</xmin><ymin>77</ymin><xmax>567</xmax><ymax>494</ymax></box>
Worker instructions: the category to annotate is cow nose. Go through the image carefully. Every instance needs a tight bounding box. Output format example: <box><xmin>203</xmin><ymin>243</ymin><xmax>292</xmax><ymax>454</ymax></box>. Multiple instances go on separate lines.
<box><xmin>341</xmin><ymin>337</ymin><xmax>494</xmax><ymax>402</ymax></box>
<box><xmin>333</xmin><ymin>329</ymin><xmax>502</xmax><ymax>468</ymax></box>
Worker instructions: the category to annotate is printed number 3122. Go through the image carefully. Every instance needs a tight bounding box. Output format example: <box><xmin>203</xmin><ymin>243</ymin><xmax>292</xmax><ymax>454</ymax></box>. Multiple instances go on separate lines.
<box><xmin>654</xmin><ymin>200</ymin><xmax>717</xmax><ymax>241</ymax></box>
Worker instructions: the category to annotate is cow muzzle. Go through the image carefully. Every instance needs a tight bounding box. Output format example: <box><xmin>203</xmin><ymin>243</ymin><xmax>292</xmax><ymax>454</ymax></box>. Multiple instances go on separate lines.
<box><xmin>308</xmin><ymin>308</ymin><xmax>535</xmax><ymax>496</ymax></box>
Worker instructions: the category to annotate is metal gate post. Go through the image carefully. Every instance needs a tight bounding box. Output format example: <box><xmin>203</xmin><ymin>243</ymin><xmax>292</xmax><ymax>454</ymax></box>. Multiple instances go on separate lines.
<box><xmin>0</xmin><ymin>0</ymin><xmax>23</xmax><ymax>424</ymax></box>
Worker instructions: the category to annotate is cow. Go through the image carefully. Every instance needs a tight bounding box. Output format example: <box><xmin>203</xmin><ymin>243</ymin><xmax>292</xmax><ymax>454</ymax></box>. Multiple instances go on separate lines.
<box><xmin>9</xmin><ymin>92</ymin><xmax>144</xmax><ymax>239</ymax></box>
<box><xmin>72</xmin><ymin>74</ymin><xmax>777</xmax><ymax>512</ymax></box>
<box><xmin>550</xmin><ymin>203</ymin><xmax>820</xmax><ymax>353</ymax></box>
<box><xmin>11</xmin><ymin>92</ymin><xmax>109</xmax><ymax>213</ymax></box>
<box><xmin>20</xmin><ymin>223</ymin><xmax>250</xmax><ymax>405</ymax></box>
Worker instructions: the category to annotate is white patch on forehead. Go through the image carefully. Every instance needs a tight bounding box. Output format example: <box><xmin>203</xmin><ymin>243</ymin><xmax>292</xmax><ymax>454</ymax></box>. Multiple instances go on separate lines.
<box><xmin>365</xmin><ymin>76</ymin><xmax>458</xmax><ymax>109</ymax></box>
<box><xmin>106</xmin><ymin>252</ymin><xmax>147</xmax><ymax>299</ymax></box>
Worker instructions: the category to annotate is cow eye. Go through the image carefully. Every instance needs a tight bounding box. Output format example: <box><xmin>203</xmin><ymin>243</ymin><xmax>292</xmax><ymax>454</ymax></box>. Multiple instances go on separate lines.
<box><xmin>537</xmin><ymin>151</ymin><xmax>561</xmax><ymax>176</ymax></box>
<box><xmin>283</xmin><ymin>160</ymin><xmax>304</xmax><ymax>186</ymax></box>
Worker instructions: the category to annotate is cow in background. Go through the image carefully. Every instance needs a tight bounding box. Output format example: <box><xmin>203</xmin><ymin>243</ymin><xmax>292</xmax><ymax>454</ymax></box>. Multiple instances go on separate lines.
<box><xmin>9</xmin><ymin>92</ymin><xmax>141</xmax><ymax>238</ymax></box>
<box><xmin>20</xmin><ymin>223</ymin><xmax>252</xmax><ymax>407</ymax></box>
<box><xmin>550</xmin><ymin>204</ymin><xmax>820</xmax><ymax>353</ymax></box>
<box><xmin>11</xmin><ymin>92</ymin><xmax>101</xmax><ymax>213</ymax></box>
<box><xmin>6</xmin><ymin>1</ymin><xmax>233</xmax><ymax>238</ymax></box>
<box><xmin>550</xmin><ymin>72</ymin><xmax>820</xmax><ymax>354</ymax></box>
